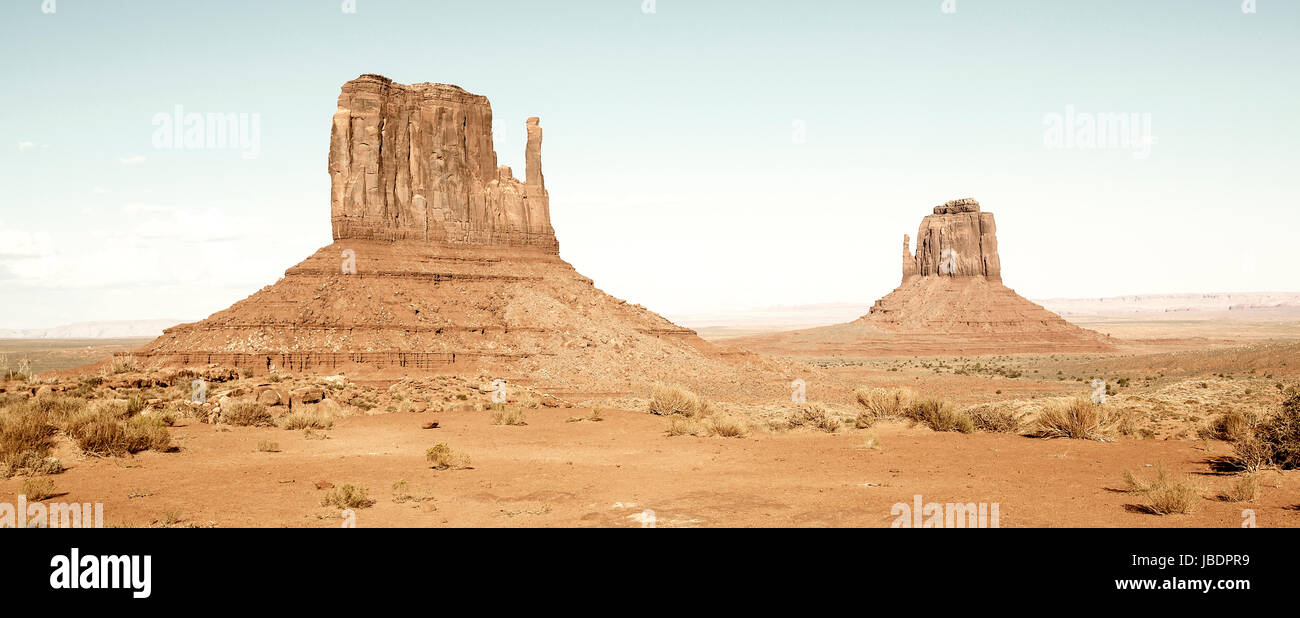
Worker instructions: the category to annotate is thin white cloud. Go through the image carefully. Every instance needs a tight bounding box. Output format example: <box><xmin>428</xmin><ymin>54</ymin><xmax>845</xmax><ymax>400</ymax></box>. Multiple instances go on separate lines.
<box><xmin>92</xmin><ymin>187</ymin><xmax>112</xmax><ymax>195</ymax></box>
<box><xmin>17</xmin><ymin>141</ymin><xmax>36</xmax><ymax>151</ymax></box>
<box><xmin>119</xmin><ymin>155</ymin><xmax>147</xmax><ymax>165</ymax></box>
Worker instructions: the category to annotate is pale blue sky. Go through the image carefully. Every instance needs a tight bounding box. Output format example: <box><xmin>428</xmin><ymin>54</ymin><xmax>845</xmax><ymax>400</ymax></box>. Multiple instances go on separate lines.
<box><xmin>1</xmin><ymin>0</ymin><xmax>1297</xmax><ymax>329</ymax></box>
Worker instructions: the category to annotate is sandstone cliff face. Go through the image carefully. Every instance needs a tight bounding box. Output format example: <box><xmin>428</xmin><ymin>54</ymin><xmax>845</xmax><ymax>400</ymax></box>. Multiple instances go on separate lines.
<box><xmin>329</xmin><ymin>74</ymin><xmax>557</xmax><ymax>251</ymax></box>
<box><xmin>903</xmin><ymin>198</ymin><xmax>1001</xmax><ymax>282</ymax></box>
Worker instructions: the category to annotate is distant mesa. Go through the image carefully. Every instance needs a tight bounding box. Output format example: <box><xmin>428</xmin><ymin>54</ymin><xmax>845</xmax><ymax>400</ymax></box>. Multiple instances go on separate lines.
<box><xmin>731</xmin><ymin>198</ymin><xmax>1116</xmax><ymax>356</ymax></box>
<box><xmin>122</xmin><ymin>75</ymin><xmax>766</xmax><ymax>391</ymax></box>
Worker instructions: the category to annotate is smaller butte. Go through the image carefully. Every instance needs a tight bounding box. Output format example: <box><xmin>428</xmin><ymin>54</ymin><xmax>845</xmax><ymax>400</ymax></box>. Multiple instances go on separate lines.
<box><xmin>731</xmin><ymin>198</ymin><xmax>1116</xmax><ymax>357</ymax></box>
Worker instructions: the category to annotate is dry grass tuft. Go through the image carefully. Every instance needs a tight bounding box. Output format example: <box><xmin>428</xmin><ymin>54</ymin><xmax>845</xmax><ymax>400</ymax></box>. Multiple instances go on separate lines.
<box><xmin>706</xmin><ymin>415</ymin><xmax>750</xmax><ymax>438</ymax></box>
<box><xmin>64</xmin><ymin>403</ymin><xmax>170</xmax><ymax>456</ymax></box>
<box><xmin>665</xmin><ymin>416</ymin><xmax>707</xmax><ymax>437</ymax></box>
<box><xmin>0</xmin><ymin>402</ymin><xmax>58</xmax><ymax>476</ymax></box>
<box><xmin>1032</xmin><ymin>396</ymin><xmax>1118</xmax><ymax>440</ymax></box>
<box><xmin>425</xmin><ymin>443</ymin><xmax>471</xmax><ymax>470</ymax></box>
<box><xmin>257</xmin><ymin>440</ymin><xmax>280</xmax><ymax>453</ymax></box>
<box><xmin>490</xmin><ymin>407</ymin><xmax>528</xmax><ymax>426</ymax></box>
<box><xmin>21</xmin><ymin>477</ymin><xmax>56</xmax><ymax>501</ymax></box>
<box><xmin>1122</xmin><ymin>464</ymin><xmax>1201</xmax><ymax>515</ymax></box>
<box><xmin>854</xmin><ymin>387</ymin><xmax>915</xmax><ymax>419</ymax></box>
<box><xmin>1228</xmin><ymin>393</ymin><xmax>1300</xmax><ymax>471</ymax></box>
<box><xmin>1200</xmin><ymin>409</ymin><xmax>1259</xmax><ymax>442</ymax></box>
<box><xmin>223</xmin><ymin>401</ymin><xmax>273</xmax><ymax>427</ymax></box>
<box><xmin>1221</xmin><ymin>474</ymin><xmax>1261</xmax><ymax>503</ymax></box>
<box><xmin>320</xmin><ymin>484</ymin><xmax>374</xmax><ymax>509</ymax></box>
<box><xmin>787</xmin><ymin>403</ymin><xmax>841</xmax><ymax>433</ymax></box>
<box><xmin>647</xmin><ymin>384</ymin><xmax>713</xmax><ymax>418</ymax></box>
<box><xmin>903</xmin><ymin>398</ymin><xmax>974</xmax><ymax>434</ymax></box>
<box><xmin>964</xmin><ymin>402</ymin><xmax>1025</xmax><ymax>433</ymax></box>
<box><xmin>281</xmin><ymin>408</ymin><xmax>335</xmax><ymax>431</ymax></box>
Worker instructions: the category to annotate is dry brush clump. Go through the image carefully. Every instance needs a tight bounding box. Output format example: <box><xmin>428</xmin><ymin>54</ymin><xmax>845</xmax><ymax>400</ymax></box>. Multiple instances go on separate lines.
<box><xmin>1220</xmin><ymin>474</ymin><xmax>1261</xmax><ymax>503</ymax></box>
<box><xmin>1199</xmin><ymin>409</ymin><xmax>1260</xmax><ymax>442</ymax></box>
<box><xmin>63</xmin><ymin>402</ymin><xmax>171</xmax><ymax>456</ymax></box>
<box><xmin>426</xmin><ymin>443</ymin><xmax>471</xmax><ymax>470</ymax></box>
<box><xmin>490</xmin><ymin>407</ymin><xmax>528</xmax><ymax>426</ymax></box>
<box><xmin>647</xmin><ymin>383</ymin><xmax>713</xmax><ymax>419</ymax></box>
<box><xmin>0</xmin><ymin>401</ymin><xmax>59</xmax><ymax>477</ymax></box>
<box><xmin>1032</xmin><ymin>396</ymin><xmax>1119</xmax><ymax>440</ymax></box>
<box><xmin>854</xmin><ymin>387</ymin><xmax>915</xmax><ymax>425</ymax></box>
<box><xmin>1227</xmin><ymin>393</ymin><xmax>1300</xmax><ymax>471</ymax></box>
<box><xmin>222</xmin><ymin>401</ymin><xmax>274</xmax><ymax>427</ymax></box>
<box><xmin>646</xmin><ymin>384</ymin><xmax>748</xmax><ymax>438</ymax></box>
<box><xmin>903</xmin><ymin>398</ymin><xmax>974</xmax><ymax>434</ymax></box>
<box><xmin>281</xmin><ymin>407</ymin><xmax>335</xmax><ymax>431</ymax></box>
<box><xmin>786</xmin><ymin>403</ymin><xmax>841</xmax><ymax>433</ymax></box>
<box><xmin>963</xmin><ymin>402</ymin><xmax>1025</xmax><ymax>434</ymax></box>
<box><xmin>21</xmin><ymin>477</ymin><xmax>56</xmax><ymax>501</ymax></box>
<box><xmin>320</xmin><ymin>484</ymin><xmax>374</xmax><ymax>509</ymax></box>
<box><xmin>1122</xmin><ymin>464</ymin><xmax>1201</xmax><ymax>515</ymax></box>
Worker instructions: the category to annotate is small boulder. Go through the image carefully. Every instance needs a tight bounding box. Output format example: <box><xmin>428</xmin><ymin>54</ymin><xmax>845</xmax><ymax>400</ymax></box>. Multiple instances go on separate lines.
<box><xmin>291</xmin><ymin>386</ymin><xmax>325</xmax><ymax>405</ymax></box>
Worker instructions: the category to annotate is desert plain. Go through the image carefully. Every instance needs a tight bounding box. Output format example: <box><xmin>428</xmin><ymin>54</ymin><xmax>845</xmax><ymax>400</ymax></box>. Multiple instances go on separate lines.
<box><xmin>2</xmin><ymin>302</ymin><xmax>1298</xmax><ymax>528</ymax></box>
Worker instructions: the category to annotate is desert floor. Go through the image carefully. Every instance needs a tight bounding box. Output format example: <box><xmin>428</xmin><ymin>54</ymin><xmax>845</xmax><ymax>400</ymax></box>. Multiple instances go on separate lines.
<box><xmin>2</xmin><ymin>316</ymin><xmax>1298</xmax><ymax>528</ymax></box>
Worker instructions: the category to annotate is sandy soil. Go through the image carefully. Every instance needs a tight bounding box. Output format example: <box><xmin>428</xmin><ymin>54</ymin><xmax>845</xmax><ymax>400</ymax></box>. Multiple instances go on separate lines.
<box><xmin>6</xmin><ymin>405</ymin><xmax>1296</xmax><ymax>528</ymax></box>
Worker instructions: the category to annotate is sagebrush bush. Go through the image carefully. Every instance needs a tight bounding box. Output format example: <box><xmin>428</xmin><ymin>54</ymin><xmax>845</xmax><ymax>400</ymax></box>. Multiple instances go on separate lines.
<box><xmin>647</xmin><ymin>384</ymin><xmax>713</xmax><ymax>418</ymax></box>
<box><xmin>1122</xmin><ymin>464</ymin><xmax>1201</xmax><ymax>515</ymax></box>
<box><xmin>706</xmin><ymin>415</ymin><xmax>749</xmax><ymax>438</ymax></box>
<box><xmin>124</xmin><ymin>415</ymin><xmax>171</xmax><ymax>452</ymax></box>
<box><xmin>787</xmin><ymin>403</ymin><xmax>840</xmax><ymax>433</ymax></box>
<box><xmin>426</xmin><ymin>443</ymin><xmax>471</xmax><ymax>470</ymax></box>
<box><xmin>1032</xmin><ymin>396</ymin><xmax>1117</xmax><ymax>440</ymax></box>
<box><xmin>65</xmin><ymin>403</ymin><xmax>170</xmax><ymax>456</ymax></box>
<box><xmin>490</xmin><ymin>407</ymin><xmax>527</xmax><ymax>426</ymax></box>
<box><xmin>21</xmin><ymin>477</ymin><xmax>56</xmax><ymax>501</ymax></box>
<box><xmin>665</xmin><ymin>416</ymin><xmax>706</xmax><ymax>437</ymax></box>
<box><xmin>223</xmin><ymin>401</ymin><xmax>273</xmax><ymax>427</ymax></box>
<box><xmin>854</xmin><ymin>387</ymin><xmax>914</xmax><ymax>419</ymax></box>
<box><xmin>281</xmin><ymin>409</ymin><xmax>335</xmax><ymax>431</ymax></box>
<box><xmin>0</xmin><ymin>402</ymin><xmax>57</xmax><ymax>475</ymax></box>
<box><xmin>64</xmin><ymin>407</ymin><xmax>129</xmax><ymax>456</ymax></box>
<box><xmin>28</xmin><ymin>395</ymin><xmax>88</xmax><ymax>426</ymax></box>
<box><xmin>965</xmin><ymin>403</ymin><xmax>1024</xmax><ymax>433</ymax></box>
<box><xmin>1253</xmin><ymin>394</ymin><xmax>1300</xmax><ymax>469</ymax></box>
<box><xmin>1222</xmin><ymin>474</ymin><xmax>1261</xmax><ymax>503</ymax></box>
<box><xmin>320</xmin><ymin>484</ymin><xmax>374</xmax><ymax>509</ymax></box>
<box><xmin>904</xmin><ymin>399</ymin><xmax>974</xmax><ymax>434</ymax></box>
<box><xmin>1201</xmin><ymin>409</ymin><xmax>1259</xmax><ymax>442</ymax></box>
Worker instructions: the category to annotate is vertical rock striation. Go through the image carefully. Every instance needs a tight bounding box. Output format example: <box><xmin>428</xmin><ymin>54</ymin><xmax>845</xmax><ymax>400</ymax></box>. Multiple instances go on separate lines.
<box><xmin>902</xmin><ymin>198</ymin><xmax>1001</xmax><ymax>282</ymax></box>
<box><xmin>329</xmin><ymin>74</ymin><xmax>558</xmax><ymax>251</ymax></box>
